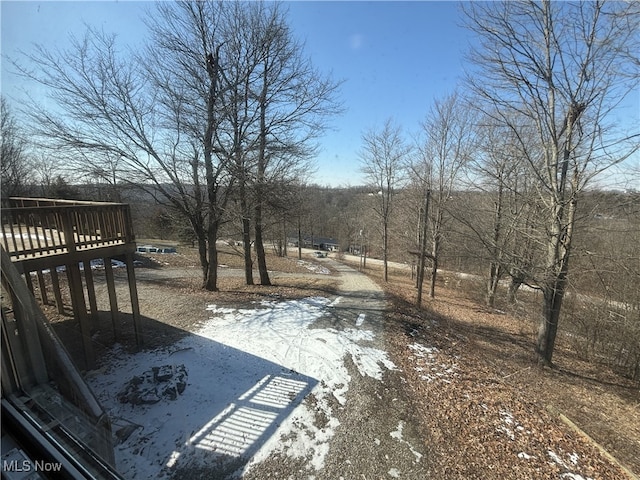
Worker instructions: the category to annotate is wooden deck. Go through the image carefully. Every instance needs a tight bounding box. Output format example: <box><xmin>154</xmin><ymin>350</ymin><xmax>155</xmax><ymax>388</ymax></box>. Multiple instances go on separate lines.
<box><xmin>1</xmin><ymin>197</ymin><xmax>143</xmax><ymax>370</ymax></box>
<box><xmin>2</xmin><ymin>197</ymin><xmax>136</xmax><ymax>271</ymax></box>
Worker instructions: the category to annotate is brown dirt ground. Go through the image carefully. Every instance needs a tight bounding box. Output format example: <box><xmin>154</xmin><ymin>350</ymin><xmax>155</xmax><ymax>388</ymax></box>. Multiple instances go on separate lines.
<box><xmin>38</xmin><ymin>243</ymin><xmax>639</xmax><ymax>479</ymax></box>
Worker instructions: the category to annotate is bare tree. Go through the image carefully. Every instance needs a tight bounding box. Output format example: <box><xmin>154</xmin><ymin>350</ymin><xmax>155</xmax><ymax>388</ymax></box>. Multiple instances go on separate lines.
<box><xmin>250</xmin><ymin>3</ymin><xmax>342</xmax><ymax>285</ymax></box>
<box><xmin>359</xmin><ymin>118</ymin><xmax>411</xmax><ymax>282</ymax></box>
<box><xmin>413</xmin><ymin>92</ymin><xmax>474</xmax><ymax>298</ymax></box>
<box><xmin>464</xmin><ymin>0</ymin><xmax>640</xmax><ymax>366</ymax></box>
<box><xmin>12</xmin><ymin>1</ymin><xmax>235</xmax><ymax>290</ymax></box>
<box><xmin>1</xmin><ymin>97</ymin><xmax>31</xmax><ymax>197</ymax></box>
<box><xmin>454</xmin><ymin>113</ymin><xmax>541</xmax><ymax>307</ymax></box>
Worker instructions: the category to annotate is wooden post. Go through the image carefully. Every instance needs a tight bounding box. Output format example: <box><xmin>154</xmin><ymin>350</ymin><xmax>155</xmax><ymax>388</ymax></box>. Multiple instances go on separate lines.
<box><xmin>36</xmin><ymin>270</ymin><xmax>50</xmax><ymax>305</ymax></box>
<box><xmin>82</xmin><ymin>259</ymin><xmax>99</xmax><ymax>330</ymax></box>
<box><xmin>66</xmin><ymin>263</ymin><xmax>95</xmax><ymax>370</ymax></box>
<box><xmin>103</xmin><ymin>257</ymin><xmax>120</xmax><ymax>341</ymax></box>
<box><xmin>50</xmin><ymin>267</ymin><xmax>65</xmax><ymax>314</ymax></box>
<box><xmin>1</xmin><ymin>248</ymin><xmax>48</xmax><ymax>387</ymax></box>
<box><xmin>125</xmin><ymin>253</ymin><xmax>143</xmax><ymax>347</ymax></box>
<box><xmin>23</xmin><ymin>270</ymin><xmax>34</xmax><ymax>295</ymax></box>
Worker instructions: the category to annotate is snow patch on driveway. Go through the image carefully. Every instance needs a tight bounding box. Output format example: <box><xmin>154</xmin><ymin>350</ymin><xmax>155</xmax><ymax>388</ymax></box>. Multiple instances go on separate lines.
<box><xmin>87</xmin><ymin>296</ymin><xmax>395</xmax><ymax>478</ymax></box>
<box><xmin>390</xmin><ymin>421</ymin><xmax>423</xmax><ymax>463</ymax></box>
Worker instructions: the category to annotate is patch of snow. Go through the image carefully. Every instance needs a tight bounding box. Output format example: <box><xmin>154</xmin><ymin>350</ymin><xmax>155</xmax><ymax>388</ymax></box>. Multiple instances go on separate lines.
<box><xmin>88</xmin><ymin>296</ymin><xmax>395</xmax><ymax>478</ymax></box>
<box><xmin>297</xmin><ymin>260</ymin><xmax>330</xmax><ymax>275</ymax></box>
<box><xmin>548</xmin><ymin>450</ymin><xmax>569</xmax><ymax>469</ymax></box>
<box><xmin>498</xmin><ymin>409</ymin><xmax>527</xmax><ymax>441</ymax></box>
<box><xmin>560</xmin><ymin>474</ymin><xmax>594</xmax><ymax>480</ymax></box>
<box><xmin>408</xmin><ymin>343</ymin><xmax>438</xmax><ymax>357</ymax></box>
<box><xmin>388</xmin><ymin>467</ymin><xmax>401</xmax><ymax>477</ymax></box>
<box><xmin>389</xmin><ymin>421</ymin><xmax>423</xmax><ymax>463</ymax></box>
<box><xmin>408</xmin><ymin>343</ymin><xmax>457</xmax><ymax>384</ymax></box>
<box><xmin>547</xmin><ymin>451</ymin><xmax>593</xmax><ymax>480</ymax></box>
<box><xmin>518</xmin><ymin>452</ymin><xmax>534</xmax><ymax>460</ymax></box>
<box><xmin>329</xmin><ymin>296</ymin><xmax>342</xmax><ymax>307</ymax></box>
<box><xmin>568</xmin><ymin>452</ymin><xmax>579</xmax><ymax>465</ymax></box>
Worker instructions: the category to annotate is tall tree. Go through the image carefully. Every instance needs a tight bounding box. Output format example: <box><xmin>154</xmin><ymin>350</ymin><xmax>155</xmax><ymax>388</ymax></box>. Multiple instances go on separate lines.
<box><xmin>359</xmin><ymin>118</ymin><xmax>410</xmax><ymax>282</ymax></box>
<box><xmin>14</xmin><ymin>1</ymin><xmax>234</xmax><ymax>290</ymax></box>
<box><xmin>464</xmin><ymin>0</ymin><xmax>640</xmax><ymax>366</ymax></box>
<box><xmin>413</xmin><ymin>92</ymin><xmax>474</xmax><ymax>298</ymax></box>
<box><xmin>456</xmin><ymin>113</ymin><xmax>540</xmax><ymax>307</ymax></box>
<box><xmin>250</xmin><ymin>3</ymin><xmax>342</xmax><ymax>285</ymax></box>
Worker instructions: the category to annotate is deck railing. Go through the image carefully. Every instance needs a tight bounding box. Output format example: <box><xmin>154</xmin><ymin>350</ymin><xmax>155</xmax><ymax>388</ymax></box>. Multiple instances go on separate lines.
<box><xmin>1</xmin><ymin>198</ymin><xmax>135</xmax><ymax>262</ymax></box>
<box><xmin>1</xmin><ymin>196</ymin><xmax>143</xmax><ymax>368</ymax></box>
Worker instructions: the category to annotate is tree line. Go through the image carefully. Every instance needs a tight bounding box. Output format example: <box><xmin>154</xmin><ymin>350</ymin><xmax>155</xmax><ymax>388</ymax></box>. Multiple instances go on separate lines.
<box><xmin>355</xmin><ymin>1</ymin><xmax>639</xmax><ymax>369</ymax></box>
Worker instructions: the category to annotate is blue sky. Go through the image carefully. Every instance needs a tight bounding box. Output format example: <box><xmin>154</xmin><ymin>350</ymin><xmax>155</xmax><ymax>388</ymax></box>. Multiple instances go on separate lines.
<box><xmin>2</xmin><ymin>1</ymin><xmax>637</xmax><ymax>188</ymax></box>
<box><xmin>286</xmin><ymin>1</ymin><xmax>468</xmax><ymax>186</ymax></box>
<box><xmin>1</xmin><ymin>1</ymin><xmax>469</xmax><ymax>187</ymax></box>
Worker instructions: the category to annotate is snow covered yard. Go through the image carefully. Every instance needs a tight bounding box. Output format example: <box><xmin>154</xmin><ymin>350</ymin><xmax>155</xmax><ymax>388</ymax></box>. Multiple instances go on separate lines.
<box><xmin>86</xmin><ymin>295</ymin><xmax>395</xmax><ymax>478</ymax></box>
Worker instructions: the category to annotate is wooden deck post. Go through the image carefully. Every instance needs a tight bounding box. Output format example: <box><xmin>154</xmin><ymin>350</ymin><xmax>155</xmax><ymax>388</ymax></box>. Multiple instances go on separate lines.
<box><xmin>103</xmin><ymin>257</ymin><xmax>120</xmax><ymax>341</ymax></box>
<box><xmin>1</xmin><ymin>248</ymin><xmax>49</xmax><ymax>387</ymax></box>
<box><xmin>49</xmin><ymin>268</ymin><xmax>65</xmax><ymax>314</ymax></box>
<box><xmin>125</xmin><ymin>253</ymin><xmax>143</xmax><ymax>348</ymax></box>
<box><xmin>23</xmin><ymin>270</ymin><xmax>34</xmax><ymax>295</ymax></box>
<box><xmin>82</xmin><ymin>259</ymin><xmax>99</xmax><ymax>329</ymax></box>
<box><xmin>36</xmin><ymin>270</ymin><xmax>50</xmax><ymax>305</ymax></box>
<box><xmin>66</xmin><ymin>263</ymin><xmax>95</xmax><ymax>370</ymax></box>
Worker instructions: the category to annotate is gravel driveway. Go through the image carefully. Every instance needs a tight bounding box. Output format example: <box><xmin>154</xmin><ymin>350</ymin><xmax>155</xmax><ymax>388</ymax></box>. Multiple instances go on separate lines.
<box><xmin>243</xmin><ymin>258</ymin><xmax>430</xmax><ymax>479</ymax></box>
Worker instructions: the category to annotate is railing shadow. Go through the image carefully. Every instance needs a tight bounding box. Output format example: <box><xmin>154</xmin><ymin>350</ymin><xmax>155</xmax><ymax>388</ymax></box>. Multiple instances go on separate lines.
<box><xmin>81</xmin><ymin>311</ymin><xmax>317</xmax><ymax>479</ymax></box>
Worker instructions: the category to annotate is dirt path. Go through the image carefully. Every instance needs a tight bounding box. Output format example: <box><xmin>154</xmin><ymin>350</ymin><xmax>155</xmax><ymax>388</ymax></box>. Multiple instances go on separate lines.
<box><xmin>243</xmin><ymin>259</ymin><xmax>430</xmax><ymax>479</ymax></box>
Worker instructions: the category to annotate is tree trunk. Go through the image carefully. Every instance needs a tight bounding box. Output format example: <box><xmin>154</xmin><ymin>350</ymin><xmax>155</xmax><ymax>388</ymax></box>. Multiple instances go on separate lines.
<box><xmin>236</xmin><ymin>116</ymin><xmax>253</xmax><ymax>285</ymax></box>
<box><xmin>429</xmin><ymin>253</ymin><xmax>438</xmax><ymax>299</ymax></box>
<box><xmin>536</xmin><ymin>206</ymin><xmax>574</xmax><ymax>366</ymax></box>
<box><xmin>204</xmin><ymin>220</ymin><xmax>219</xmax><ymax>291</ymax></box>
<box><xmin>254</xmin><ymin>207</ymin><xmax>271</xmax><ymax>285</ymax></box>
<box><xmin>537</xmin><ymin>272</ymin><xmax>566</xmax><ymax>366</ymax></box>
<box><xmin>382</xmin><ymin>222</ymin><xmax>389</xmax><ymax>282</ymax></box>
<box><xmin>536</xmin><ymin>104</ymin><xmax>580</xmax><ymax>366</ymax></box>
<box><xmin>281</xmin><ymin>219</ymin><xmax>287</xmax><ymax>257</ymax></box>
<box><xmin>297</xmin><ymin>219</ymin><xmax>303</xmax><ymax>260</ymax></box>
<box><xmin>487</xmin><ymin>180</ymin><xmax>504</xmax><ymax>307</ymax></box>
<box><xmin>416</xmin><ymin>191</ymin><xmax>430</xmax><ymax>307</ymax></box>
<box><xmin>242</xmin><ymin>212</ymin><xmax>253</xmax><ymax>285</ymax></box>
<box><xmin>196</xmin><ymin>231</ymin><xmax>209</xmax><ymax>285</ymax></box>
<box><xmin>239</xmin><ymin>181</ymin><xmax>253</xmax><ymax>285</ymax></box>
<box><xmin>428</xmin><ymin>207</ymin><xmax>443</xmax><ymax>299</ymax></box>
<box><xmin>507</xmin><ymin>276</ymin><xmax>522</xmax><ymax>304</ymax></box>
<box><xmin>254</xmin><ymin>53</ymin><xmax>271</xmax><ymax>287</ymax></box>
<box><xmin>429</xmin><ymin>233</ymin><xmax>440</xmax><ymax>299</ymax></box>
<box><xmin>486</xmin><ymin>261</ymin><xmax>501</xmax><ymax>307</ymax></box>
<box><xmin>202</xmin><ymin>44</ymin><xmax>223</xmax><ymax>292</ymax></box>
